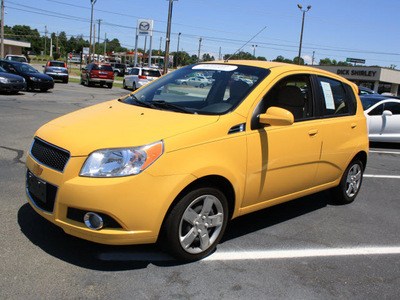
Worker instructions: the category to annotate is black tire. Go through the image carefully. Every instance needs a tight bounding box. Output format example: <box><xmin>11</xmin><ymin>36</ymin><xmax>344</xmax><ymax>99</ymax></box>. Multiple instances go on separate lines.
<box><xmin>64</xmin><ymin>78</ymin><xmax>69</xmax><ymax>84</ymax></box>
<box><xmin>40</xmin><ymin>88</ymin><xmax>48</xmax><ymax>92</ymax></box>
<box><xmin>332</xmin><ymin>159</ymin><xmax>364</xmax><ymax>204</ymax></box>
<box><xmin>162</xmin><ymin>187</ymin><xmax>229</xmax><ymax>262</ymax></box>
<box><xmin>114</xmin><ymin>71</ymin><xmax>119</xmax><ymax>77</ymax></box>
<box><xmin>132</xmin><ymin>82</ymin><xmax>136</xmax><ymax>90</ymax></box>
<box><xmin>123</xmin><ymin>80</ymin><xmax>127</xmax><ymax>89</ymax></box>
<box><xmin>80</xmin><ymin>77</ymin><xmax>84</xmax><ymax>85</ymax></box>
<box><xmin>199</xmin><ymin>83</ymin><xmax>205</xmax><ymax>88</ymax></box>
<box><xmin>86</xmin><ymin>78</ymin><xmax>91</xmax><ymax>87</ymax></box>
<box><xmin>182</xmin><ymin>82</ymin><xmax>187</xmax><ymax>85</ymax></box>
<box><xmin>107</xmin><ymin>83</ymin><xmax>113</xmax><ymax>89</ymax></box>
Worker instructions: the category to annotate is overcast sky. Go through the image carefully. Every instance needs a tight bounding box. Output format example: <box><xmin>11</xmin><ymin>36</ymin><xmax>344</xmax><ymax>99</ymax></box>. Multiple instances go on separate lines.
<box><xmin>4</xmin><ymin>0</ymin><xmax>400</xmax><ymax>67</ymax></box>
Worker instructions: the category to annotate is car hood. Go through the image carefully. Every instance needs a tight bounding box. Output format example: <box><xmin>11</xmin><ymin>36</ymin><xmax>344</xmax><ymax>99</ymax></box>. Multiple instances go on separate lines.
<box><xmin>24</xmin><ymin>72</ymin><xmax>53</xmax><ymax>80</ymax></box>
<box><xmin>0</xmin><ymin>72</ymin><xmax>24</xmax><ymax>81</ymax></box>
<box><xmin>35</xmin><ymin>99</ymin><xmax>219</xmax><ymax>156</ymax></box>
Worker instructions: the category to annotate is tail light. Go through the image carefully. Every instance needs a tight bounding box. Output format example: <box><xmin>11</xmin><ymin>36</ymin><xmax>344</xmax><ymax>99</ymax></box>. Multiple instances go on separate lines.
<box><xmin>138</xmin><ymin>75</ymin><xmax>147</xmax><ymax>79</ymax></box>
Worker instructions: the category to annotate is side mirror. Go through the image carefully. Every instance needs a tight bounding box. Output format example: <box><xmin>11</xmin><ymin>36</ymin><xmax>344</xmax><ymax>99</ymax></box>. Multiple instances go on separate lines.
<box><xmin>382</xmin><ymin>110</ymin><xmax>393</xmax><ymax>117</ymax></box>
<box><xmin>259</xmin><ymin>107</ymin><xmax>294</xmax><ymax>126</ymax></box>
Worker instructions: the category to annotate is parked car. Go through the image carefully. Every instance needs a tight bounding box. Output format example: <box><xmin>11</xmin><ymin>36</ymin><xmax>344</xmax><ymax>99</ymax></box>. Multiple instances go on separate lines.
<box><xmin>109</xmin><ymin>63</ymin><xmax>126</xmax><ymax>77</ymax></box>
<box><xmin>0</xmin><ymin>60</ymin><xmax>54</xmax><ymax>92</ymax></box>
<box><xmin>81</xmin><ymin>63</ymin><xmax>114</xmax><ymax>88</ymax></box>
<box><xmin>0</xmin><ymin>65</ymin><xmax>26</xmax><ymax>93</ymax></box>
<box><xmin>123</xmin><ymin>67</ymin><xmax>162</xmax><ymax>90</ymax></box>
<box><xmin>358</xmin><ymin>86</ymin><xmax>377</xmax><ymax>95</ymax></box>
<box><xmin>360</xmin><ymin>95</ymin><xmax>400</xmax><ymax>142</ymax></box>
<box><xmin>43</xmin><ymin>61</ymin><xmax>69</xmax><ymax>83</ymax></box>
<box><xmin>25</xmin><ymin>61</ymin><xmax>368</xmax><ymax>262</ymax></box>
<box><xmin>178</xmin><ymin>76</ymin><xmax>211</xmax><ymax>88</ymax></box>
<box><xmin>4</xmin><ymin>54</ymin><xmax>29</xmax><ymax>63</ymax></box>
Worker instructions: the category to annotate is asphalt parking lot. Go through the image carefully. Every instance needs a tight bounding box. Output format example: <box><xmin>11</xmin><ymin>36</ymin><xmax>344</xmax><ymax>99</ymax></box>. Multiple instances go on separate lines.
<box><xmin>1</xmin><ymin>83</ymin><xmax>399</xmax><ymax>299</ymax></box>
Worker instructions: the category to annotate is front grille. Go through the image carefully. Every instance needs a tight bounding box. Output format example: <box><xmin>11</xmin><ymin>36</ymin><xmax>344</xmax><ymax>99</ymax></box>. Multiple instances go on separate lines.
<box><xmin>30</xmin><ymin>138</ymin><xmax>70</xmax><ymax>172</ymax></box>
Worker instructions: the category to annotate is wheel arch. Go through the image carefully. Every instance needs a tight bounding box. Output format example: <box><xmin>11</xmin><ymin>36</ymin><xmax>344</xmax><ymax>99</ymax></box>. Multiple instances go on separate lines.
<box><xmin>352</xmin><ymin>150</ymin><xmax>368</xmax><ymax>170</ymax></box>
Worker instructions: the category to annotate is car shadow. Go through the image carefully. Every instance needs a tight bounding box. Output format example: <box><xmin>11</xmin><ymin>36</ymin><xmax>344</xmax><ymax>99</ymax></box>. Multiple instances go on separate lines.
<box><xmin>18</xmin><ymin>190</ymin><xmax>334</xmax><ymax>270</ymax></box>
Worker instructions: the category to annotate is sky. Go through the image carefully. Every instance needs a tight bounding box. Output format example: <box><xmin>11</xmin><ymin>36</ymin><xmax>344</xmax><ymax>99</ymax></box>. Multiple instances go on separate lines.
<box><xmin>4</xmin><ymin>0</ymin><xmax>400</xmax><ymax>68</ymax></box>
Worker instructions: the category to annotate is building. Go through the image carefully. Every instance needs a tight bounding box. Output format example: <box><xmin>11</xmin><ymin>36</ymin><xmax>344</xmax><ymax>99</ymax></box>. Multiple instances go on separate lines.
<box><xmin>312</xmin><ymin>65</ymin><xmax>400</xmax><ymax>95</ymax></box>
<box><xmin>2</xmin><ymin>38</ymin><xmax>31</xmax><ymax>56</ymax></box>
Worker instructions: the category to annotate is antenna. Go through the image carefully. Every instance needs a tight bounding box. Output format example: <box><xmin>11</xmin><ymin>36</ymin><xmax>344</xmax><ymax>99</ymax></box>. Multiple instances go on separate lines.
<box><xmin>225</xmin><ymin>26</ymin><xmax>267</xmax><ymax>62</ymax></box>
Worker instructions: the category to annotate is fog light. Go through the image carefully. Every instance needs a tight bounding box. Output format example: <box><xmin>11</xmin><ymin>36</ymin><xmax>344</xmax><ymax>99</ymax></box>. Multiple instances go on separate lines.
<box><xmin>84</xmin><ymin>212</ymin><xmax>104</xmax><ymax>230</ymax></box>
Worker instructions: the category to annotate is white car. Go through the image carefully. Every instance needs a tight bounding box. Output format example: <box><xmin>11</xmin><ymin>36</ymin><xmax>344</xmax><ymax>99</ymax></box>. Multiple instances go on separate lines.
<box><xmin>361</xmin><ymin>96</ymin><xmax>400</xmax><ymax>143</ymax></box>
<box><xmin>185</xmin><ymin>76</ymin><xmax>211</xmax><ymax>88</ymax></box>
<box><xmin>123</xmin><ymin>67</ymin><xmax>162</xmax><ymax>90</ymax></box>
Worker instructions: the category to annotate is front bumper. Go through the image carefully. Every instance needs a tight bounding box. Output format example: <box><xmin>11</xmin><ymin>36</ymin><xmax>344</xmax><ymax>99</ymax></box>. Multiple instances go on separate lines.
<box><xmin>25</xmin><ymin>149</ymin><xmax>190</xmax><ymax>245</ymax></box>
<box><xmin>0</xmin><ymin>82</ymin><xmax>26</xmax><ymax>92</ymax></box>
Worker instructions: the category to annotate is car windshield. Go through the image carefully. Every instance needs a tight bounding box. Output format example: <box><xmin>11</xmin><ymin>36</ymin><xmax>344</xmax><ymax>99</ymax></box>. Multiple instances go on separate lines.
<box><xmin>8</xmin><ymin>56</ymin><xmax>27</xmax><ymax>63</ymax></box>
<box><xmin>15</xmin><ymin>63</ymin><xmax>38</xmax><ymax>73</ymax></box>
<box><xmin>92</xmin><ymin>64</ymin><xmax>113</xmax><ymax>72</ymax></box>
<box><xmin>49</xmin><ymin>62</ymin><xmax>66</xmax><ymax>68</ymax></box>
<box><xmin>121</xmin><ymin>63</ymin><xmax>270</xmax><ymax>115</ymax></box>
<box><xmin>360</xmin><ymin>97</ymin><xmax>388</xmax><ymax>110</ymax></box>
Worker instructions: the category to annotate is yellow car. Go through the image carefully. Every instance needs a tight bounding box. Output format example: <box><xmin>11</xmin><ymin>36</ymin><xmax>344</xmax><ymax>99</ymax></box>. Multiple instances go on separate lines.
<box><xmin>26</xmin><ymin>61</ymin><xmax>369</xmax><ymax>261</ymax></box>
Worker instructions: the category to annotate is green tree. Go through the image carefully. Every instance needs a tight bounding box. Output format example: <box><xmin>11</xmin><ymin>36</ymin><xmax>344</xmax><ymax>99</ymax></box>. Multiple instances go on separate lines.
<box><xmin>202</xmin><ymin>53</ymin><xmax>215</xmax><ymax>62</ymax></box>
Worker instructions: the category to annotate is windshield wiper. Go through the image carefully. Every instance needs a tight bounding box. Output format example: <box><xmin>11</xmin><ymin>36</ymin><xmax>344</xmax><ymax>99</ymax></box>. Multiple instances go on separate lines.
<box><xmin>126</xmin><ymin>94</ymin><xmax>157</xmax><ymax>109</ymax></box>
<box><xmin>151</xmin><ymin>101</ymin><xmax>194</xmax><ymax>114</ymax></box>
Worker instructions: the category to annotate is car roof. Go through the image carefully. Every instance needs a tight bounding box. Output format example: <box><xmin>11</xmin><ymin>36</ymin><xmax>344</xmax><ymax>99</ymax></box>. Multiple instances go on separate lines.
<box><xmin>1</xmin><ymin>59</ymin><xmax>23</xmax><ymax>65</ymax></box>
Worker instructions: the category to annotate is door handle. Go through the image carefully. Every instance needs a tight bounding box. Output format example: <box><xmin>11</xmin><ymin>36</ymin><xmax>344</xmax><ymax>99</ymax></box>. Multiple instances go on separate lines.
<box><xmin>351</xmin><ymin>123</ymin><xmax>357</xmax><ymax>129</ymax></box>
<box><xmin>308</xmin><ymin>129</ymin><xmax>318</xmax><ymax>136</ymax></box>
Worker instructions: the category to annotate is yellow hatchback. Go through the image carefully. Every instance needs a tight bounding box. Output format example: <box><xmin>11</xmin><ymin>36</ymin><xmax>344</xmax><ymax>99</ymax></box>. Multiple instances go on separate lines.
<box><xmin>26</xmin><ymin>61</ymin><xmax>368</xmax><ymax>261</ymax></box>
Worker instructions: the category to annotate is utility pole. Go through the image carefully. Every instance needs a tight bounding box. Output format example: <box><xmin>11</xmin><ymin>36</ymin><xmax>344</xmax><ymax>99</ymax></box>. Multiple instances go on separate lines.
<box><xmin>219</xmin><ymin>47</ymin><xmax>221</xmax><ymax>61</ymax></box>
<box><xmin>164</xmin><ymin>0</ymin><xmax>178</xmax><ymax>74</ymax></box>
<box><xmin>44</xmin><ymin>25</ymin><xmax>48</xmax><ymax>56</ymax></box>
<box><xmin>104</xmin><ymin>32</ymin><xmax>107</xmax><ymax>58</ymax></box>
<box><xmin>56</xmin><ymin>32</ymin><xmax>59</xmax><ymax>53</ymax></box>
<box><xmin>197</xmin><ymin>37</ymin><xmax>202</xmax><ymax>63</ymax></box>
<box><xmin>176</xmin><ymin>32</ymin><xmax>181</xmax><ymax>67</ymax></box>
<box><xmin>297</xmin><ymin>4</ymin><xmax>311</xmax><ymax>65</ymax></box>
<box><xmin>89</xmin><ymin>0</ymin><xmax>97</xmax><ymax>63</ymax></box>
<box><xmin>312</xmin><ymin>51</ymin><xmax>315</xmax><ymax>65</ymax></box>
<box><xmin>97</xmin><ymin>19</ymin><xmax>102</xmax><ymax>61</ymax></box>
<box><xmin>1</xmin><ymin>0</ymin><xmax>4</xmax><ymax>59</ymax></box>
<box><xmin>92</xmin><ymin>23</ymin><xmax>96</xmax><ymax>62</ymax></box>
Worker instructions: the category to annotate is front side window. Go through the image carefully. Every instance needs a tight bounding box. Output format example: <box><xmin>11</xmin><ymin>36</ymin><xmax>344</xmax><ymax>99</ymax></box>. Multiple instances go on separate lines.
<box><xmin>121</xmin><ymin>64</ymin><xmax>270</xmax><ymax>115</ymax></box>
<box><xmin>317</xmin><ymin>77</ymin><xmax>356</xmax><ymax>116</ymax></box>
<box><xmin>252</xmin><ymin>74</ymin><xmax>313</xmax><ymax>128</ymax></box>
<box><xmin>369</xmin><ymin>102</ymin><xmax>400</xmax><ymax>116</ymax></box>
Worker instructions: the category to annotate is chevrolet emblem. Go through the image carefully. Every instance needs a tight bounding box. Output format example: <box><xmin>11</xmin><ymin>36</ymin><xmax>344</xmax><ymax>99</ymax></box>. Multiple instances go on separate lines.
<box><xmin>33</xmin><ymin>163</ymin><xmax>43</xmax><ymax>176</ymax></box>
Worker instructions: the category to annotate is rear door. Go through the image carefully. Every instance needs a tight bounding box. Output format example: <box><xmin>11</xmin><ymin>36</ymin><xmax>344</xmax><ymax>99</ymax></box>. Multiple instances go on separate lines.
<box><xmin>313</xmin><ymin>76</ymin><xmax>361</xmax><ymax>185</ymax></box>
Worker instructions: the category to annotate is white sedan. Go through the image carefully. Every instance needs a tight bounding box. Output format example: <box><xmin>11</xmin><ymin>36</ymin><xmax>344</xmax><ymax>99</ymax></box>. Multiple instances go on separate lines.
<box><xmin>361</xmin><ymin>96</ymin><xmax>400</xmax><ymax>143</ymax></box>
<box><xmin>123</xmin><ymin>67</ymin><xmax>162</xmax><ymax>90</ymax></box>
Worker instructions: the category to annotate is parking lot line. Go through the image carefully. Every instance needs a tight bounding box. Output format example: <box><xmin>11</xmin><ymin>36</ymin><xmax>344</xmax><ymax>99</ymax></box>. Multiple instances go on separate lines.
<box><xmin>203</xmin><ymin>246</ymin><xmax>400</xmax><ymax>261</ymax></box>
<box><xmin>364</xmin><ymin>174</ymin><xmax>400</xmax><ymax>179</ymax></box>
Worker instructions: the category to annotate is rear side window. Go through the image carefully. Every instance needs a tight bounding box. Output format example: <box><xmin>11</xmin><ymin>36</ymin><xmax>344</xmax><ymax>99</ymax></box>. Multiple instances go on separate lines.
<box><xmin>317</xmin><ymin>76</ymin><xmax>356</xmax><ymax>116</ymax></box>
<box><xmin>92</xmin><ymin>64</ymin><xmax>113</xmax><ymax>72</ymax></box>
<box><xmin>370</xmin><ymin>102</ymin><xmax>400</xmax><ymax>115</ymax></box>
<box><xmin>49</xmin><ymin>62</ymin><xmax>66</xmax><ymax>68</ymax></box>
<box><xmin>130</xmin><ymin>68</ymin><xmax>140</xmax><ymax>75</ymax></box>
<box><xmin>142</xmin><ymin>70</ymin><xmax>161</xmax><ymax>77</ymax></box>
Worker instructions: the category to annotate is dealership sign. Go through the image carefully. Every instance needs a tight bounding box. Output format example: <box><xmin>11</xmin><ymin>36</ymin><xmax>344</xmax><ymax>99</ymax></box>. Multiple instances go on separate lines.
<box><xmin>137</xmin><ymin>19</ymin><xmax>154</xmax><ymax>36</ymax></box>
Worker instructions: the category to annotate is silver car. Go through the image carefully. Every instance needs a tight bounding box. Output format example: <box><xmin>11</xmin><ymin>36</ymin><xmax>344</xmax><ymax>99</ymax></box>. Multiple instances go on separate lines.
<box><xmin>123</xmin><ymin>67</ymin><xmax>162</xmax><ymax>90</ymax></box>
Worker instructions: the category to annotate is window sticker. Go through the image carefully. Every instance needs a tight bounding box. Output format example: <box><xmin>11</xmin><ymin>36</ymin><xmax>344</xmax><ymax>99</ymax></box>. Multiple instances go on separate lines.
<box><xmin>192</xmin><ymin>64</ymin><xmax>238</xmax><ymax>71</ymax></box>
<box><xmin>321</xmin><ymin>81</ymin><xmax>335</xmax><ymax>110</ymax></box>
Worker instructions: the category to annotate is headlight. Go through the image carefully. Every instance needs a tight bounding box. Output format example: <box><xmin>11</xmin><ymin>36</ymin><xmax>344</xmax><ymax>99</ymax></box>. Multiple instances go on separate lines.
<box><xmin>80</xmin><ymin>141</ymin><xmax>164</xmax><ymax>177</ymax></box>
<box><xmin>30</xmin><ymin>77</ymin><xmax>41</xmax><ymax>82</ymax></box>
<box><xmin>0</xmin><ymin>77</ymin><xmax>9</xmax><ymax>83</ymax></box>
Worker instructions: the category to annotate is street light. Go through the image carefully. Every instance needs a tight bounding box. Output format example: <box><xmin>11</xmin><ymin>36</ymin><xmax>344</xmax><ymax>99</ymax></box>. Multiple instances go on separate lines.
<box><xmin>297</xmin><ymin>4</ymin><xmax>311</xmax><ymax>65</ymax></box>
<box><xmin>164</xmin><ymin>0</ymin><xmax>178</xmax><ymax>74</ymax></box>
<box><xmin>89</xmin><ymin>0</ymin><xmax>97</xmax><ymax>63</ymax></box>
